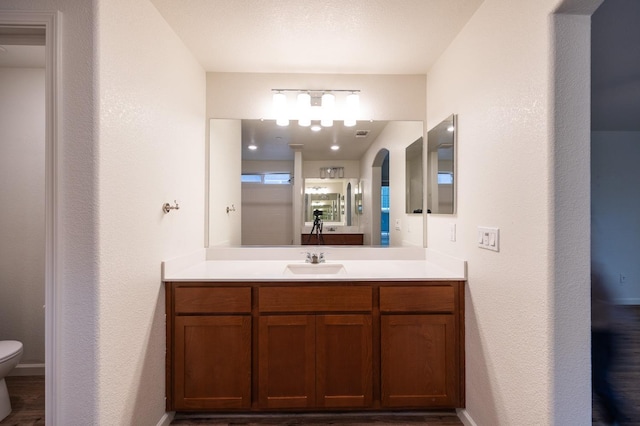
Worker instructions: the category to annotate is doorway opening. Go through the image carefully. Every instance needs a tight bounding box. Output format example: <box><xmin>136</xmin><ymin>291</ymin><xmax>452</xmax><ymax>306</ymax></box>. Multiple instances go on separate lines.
<box><xmin>0</xmin><ymin>12</ymin><xmax>59</xmax><ymax>425</ymax></box>
<box><xmin>590</xmin><ymin>0</ymin><xmax>640</xmax><ymax>422</ymax></box>
<box><xmin>371</xmin><ymin>148</ymin><xmax>389</xmax><ymax>246</ymax></box>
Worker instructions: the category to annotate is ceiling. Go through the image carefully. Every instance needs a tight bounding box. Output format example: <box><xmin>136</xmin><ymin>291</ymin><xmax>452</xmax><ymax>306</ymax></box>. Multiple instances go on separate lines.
<box><xmin>0</xmin><ymin>45</ymin><xmax>44</xmax><ymax>68</ymax></box>
<box><xmin>241</xmin><ymin>119</ymin><xmax>391</xmax><ymax>161</ymax></box>
<box><xmin>591</xmin><ymin>0</ymin><xmax>640</xmax><ymax>131</ymax></box>
<box><xmin>149</xmin><ymin>0</ymin><xmax>484</xmax><ymax>74</ymax></box>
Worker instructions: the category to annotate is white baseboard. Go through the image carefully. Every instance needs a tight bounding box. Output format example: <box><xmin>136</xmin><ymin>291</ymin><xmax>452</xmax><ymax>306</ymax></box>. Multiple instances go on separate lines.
<box><xmin>156</xmin><ymin>412</ymin><xmax>175</xmax><ymax>426</ymax></box>
<box><xmin>457</xmin><ymin>408</ymin><xmax>478</xmax><ymax>426</ymax></box>
<box><xmin>9</xmin><ymin>363</ymin><xmax>45</xmax><ymax>376</ymax></box>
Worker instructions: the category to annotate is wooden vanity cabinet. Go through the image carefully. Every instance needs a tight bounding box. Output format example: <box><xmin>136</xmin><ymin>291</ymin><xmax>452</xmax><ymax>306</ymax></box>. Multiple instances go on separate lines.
<box><xmin>166</xmin><ymin>280</ymin><xmax>464</xmax><ymax>412</ymax></box>
<box><xmin>258</xmin><ymin>286</ymin><xmax>373</xmax><ymax>409</ymax></box>
<box><xmin>380</xmin><ymin>285</ymin><xmax>463</xmax><ymax>408</ymax></box>
<box><xmin>301</xmin><ymin>233</ymin><xmax>364</xmax><ymax>245</ymax></box>
<box><xmin>168</xmin><ymin>286</ymin><xmax>252</xmax><ymax>410</ymax></box>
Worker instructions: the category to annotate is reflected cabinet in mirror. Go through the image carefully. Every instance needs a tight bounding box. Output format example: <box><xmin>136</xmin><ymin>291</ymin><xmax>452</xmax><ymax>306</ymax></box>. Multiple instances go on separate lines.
<box><xmin>427</xmin><ymin>115</ymin><xmax>456</xmax><ymax>214</ymax></box>
<box><xmin>405</xmin><ymin>137</ymin><xmax>423</xmax><ymax>214</ymax></box>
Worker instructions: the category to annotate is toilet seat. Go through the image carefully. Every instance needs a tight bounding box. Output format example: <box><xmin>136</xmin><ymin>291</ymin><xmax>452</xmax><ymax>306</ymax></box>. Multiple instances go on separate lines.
<box><xmin>0</xmin><ymin>341</ymin><xmax>23</xmax><ymax>363</ymax></box>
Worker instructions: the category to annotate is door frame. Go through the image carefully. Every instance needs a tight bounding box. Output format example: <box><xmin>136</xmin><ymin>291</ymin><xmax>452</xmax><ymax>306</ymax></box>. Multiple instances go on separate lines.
<box><xmin>0</xmin><ymin>11</ymin><xmax>60</xmax><ymax>425</ymax></box>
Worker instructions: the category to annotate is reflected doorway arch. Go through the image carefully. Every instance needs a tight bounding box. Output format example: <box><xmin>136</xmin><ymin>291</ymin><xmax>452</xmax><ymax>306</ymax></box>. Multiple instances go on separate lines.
<box><xmin>371</xmin><ymin>148</ymin><xmax>389</xmax><ymax>246</ymax></box>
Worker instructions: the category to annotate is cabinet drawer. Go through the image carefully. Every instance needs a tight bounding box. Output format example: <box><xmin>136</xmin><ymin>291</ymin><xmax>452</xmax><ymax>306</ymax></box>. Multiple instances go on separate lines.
<box><xmin>259</xmin><ymin>286</ymin><xmax>372</xmax><ymax>313</ymax></box>
<box><xmin>380</xmin><ymin>286</ymin><xmax>455</xmax><ymax>313</ymax></box>
<box><xmin>175</xmin><ymin>287</ymin><xmax>251</xmax><ymax>314</ymax></box>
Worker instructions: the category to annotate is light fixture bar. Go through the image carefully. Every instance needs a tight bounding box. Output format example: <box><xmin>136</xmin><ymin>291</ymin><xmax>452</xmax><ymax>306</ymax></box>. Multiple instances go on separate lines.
<box><xmin>272</xmin><ymin>89</ymin><xmax>361</xmax><ymax>93</ymax></box>
<box><xmin>272</xmin><ymin>89</ymin><xmax>361</xmax><ymax>128</ymax></box>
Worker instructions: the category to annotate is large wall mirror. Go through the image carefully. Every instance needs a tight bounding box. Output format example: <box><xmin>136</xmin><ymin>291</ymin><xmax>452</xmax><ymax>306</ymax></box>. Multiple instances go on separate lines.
<box><xmin>427</xmin><ymin>114</ymin><xmax>456</xmax><ymax>214</ymax></box>
<box><xmin>209</xmin><ymin>118</ymin><xmax>424</xmax><ymax>246</ymax></box>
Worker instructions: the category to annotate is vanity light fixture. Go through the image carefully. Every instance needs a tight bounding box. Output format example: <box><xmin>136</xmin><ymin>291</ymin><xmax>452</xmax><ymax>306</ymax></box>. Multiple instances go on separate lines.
<box><xmin>310</xmin><ymin>124</ymin><xmax>322</xmax><ymax>132</ymax></box>
<box><xmin>272</xmin><ymin>89</ymin><xmax>360</xmax><ymax>127</ymax></box>
<box><xmin>319</xmin><ymin>166</ymin><xmax>344</xmax><ymax>179</ymax></box>
<box><xmin>330</xmin><ymin>145</ymin><xmax>340</xmax><ymax>151</ymax></box>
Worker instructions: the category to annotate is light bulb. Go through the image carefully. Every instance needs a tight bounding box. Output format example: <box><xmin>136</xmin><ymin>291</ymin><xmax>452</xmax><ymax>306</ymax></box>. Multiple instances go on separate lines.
<box><xmin>344</xmin><ymin>92</ymin><xmax>359</xmax><ymax>127</ymax></box>
<box><xmin>321</xmin><ymin>93</ymin><xmax>335</xmax><ymax>127</ymax></box>
<box><xmin>273</xmin><ymin>92</ymin><xmax>289</xmax><ymax>126</ymax></box>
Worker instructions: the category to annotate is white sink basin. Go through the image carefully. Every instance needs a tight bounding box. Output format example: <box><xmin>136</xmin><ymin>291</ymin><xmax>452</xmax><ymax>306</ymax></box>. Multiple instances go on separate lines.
<box><xmin>284</xmin><ymin>263</ymin><xmax>347</xmax><ymax>275</ymax></box>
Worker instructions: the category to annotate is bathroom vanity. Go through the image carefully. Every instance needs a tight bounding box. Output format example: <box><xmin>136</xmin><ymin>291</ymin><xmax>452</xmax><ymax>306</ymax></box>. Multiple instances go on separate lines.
<box><xmin>164</xmin><ymin>251</ymin><xmax>465</xmax><ymax>413</ymax></box>
<box><xmin>300</xmin><ymin>233</ymin><xmax>364</xmax><ymax>245</ymax></box>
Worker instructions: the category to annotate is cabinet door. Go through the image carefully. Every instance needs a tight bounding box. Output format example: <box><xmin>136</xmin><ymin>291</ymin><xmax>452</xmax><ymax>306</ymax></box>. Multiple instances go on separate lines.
<box><xmin>174</xmin><ymin>315</ymin><xmax>251</xmax><ymax>410</ymax></box>
<box><xmin>258</xmin><ymin>315</ymin><xmax>316</xmax><ymax>408</ymax></box>
<box><xmin>381</xmin><ymin>314</ymin><xmax>457</xmax><ymax>407</ymax></box>
<box><xmin>316</xmin><ymin>314</ymin><xmax>373</xmax><ymax>408</ymax></box>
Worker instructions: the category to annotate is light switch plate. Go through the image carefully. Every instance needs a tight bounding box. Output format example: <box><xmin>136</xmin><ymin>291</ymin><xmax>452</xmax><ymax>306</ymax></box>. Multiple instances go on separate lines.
<box><xmin>478</xmin><ymin>227</ymin><xmax>499</xmax><ymax>252</ymax></box>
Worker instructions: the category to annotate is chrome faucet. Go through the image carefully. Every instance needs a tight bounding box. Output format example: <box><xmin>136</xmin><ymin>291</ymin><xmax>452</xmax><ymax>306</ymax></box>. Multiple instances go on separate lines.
<box><xmin>305</xmin><ymin>252</ymin><xmax>325</xmax><ymax>264</ymax></box>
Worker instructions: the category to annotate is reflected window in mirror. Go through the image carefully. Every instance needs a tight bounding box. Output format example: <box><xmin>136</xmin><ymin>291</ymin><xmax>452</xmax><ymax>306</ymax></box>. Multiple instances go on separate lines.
<box><xmin>427</xmin><ymin>115</ymin><xmax>456</xmax><ymax>215</ymax></box>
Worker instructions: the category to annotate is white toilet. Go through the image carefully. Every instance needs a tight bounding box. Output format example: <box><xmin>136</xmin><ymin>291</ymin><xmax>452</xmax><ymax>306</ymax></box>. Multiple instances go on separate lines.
<box><xmin>0</xmin><ymin>340</ymin><xmax>23</xmax><ymax>421</ymax></box>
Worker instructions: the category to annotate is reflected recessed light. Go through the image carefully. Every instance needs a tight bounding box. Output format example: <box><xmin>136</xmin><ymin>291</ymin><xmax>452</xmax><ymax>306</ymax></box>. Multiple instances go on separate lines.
<box><xmin>331</xmin><ymin>145</ymin><xmax>340</xmax><ymax>151</ymax></box>
<box><xmin>248</xmin><ymin>144</ymin><xmax>257</xmax><ymax>150</ymax></box>
<box><xmin>447</xmin><ymin>125</ymin><xmax>455</xmax><ymax>132</ymax></box>
<box><xmin>310</xmin><ymin>124</ymin><xmax>322</xmax><ymax>132</ymax></box>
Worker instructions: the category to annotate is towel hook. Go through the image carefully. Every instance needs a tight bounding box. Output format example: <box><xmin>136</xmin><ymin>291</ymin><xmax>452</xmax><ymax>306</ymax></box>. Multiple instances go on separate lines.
<box><xmin>163</xmin><ymin>200</ymin><xmax>180</xmax><ymax>214</ymax></box>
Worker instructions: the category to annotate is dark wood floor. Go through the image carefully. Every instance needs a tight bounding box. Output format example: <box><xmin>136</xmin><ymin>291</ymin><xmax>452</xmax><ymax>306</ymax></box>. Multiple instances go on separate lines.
<box><xmin>2</xmin><ymin>306</ymin><xmax>638</xmax><ymax>425</ymax></box>
<box><xmin>592</xmin><ymin>305</ymin><xmax>640</xmax><ymax>425</ymax></box>
<box><xmin>0</xmin><ymin>376</ymin><xmax>45</xmax><ymax>426</ymax></box>
<box><xmin>171</xmin><ymin>412</ymin><xmax>463</xmax><ymax>426</ymax></box>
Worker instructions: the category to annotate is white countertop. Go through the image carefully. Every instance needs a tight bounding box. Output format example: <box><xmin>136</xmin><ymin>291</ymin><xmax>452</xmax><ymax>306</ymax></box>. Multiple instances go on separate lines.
<box><xmin>162</xmin><ymin>247</ymin><xmax>466</xmax><ymax>282</ymax></box>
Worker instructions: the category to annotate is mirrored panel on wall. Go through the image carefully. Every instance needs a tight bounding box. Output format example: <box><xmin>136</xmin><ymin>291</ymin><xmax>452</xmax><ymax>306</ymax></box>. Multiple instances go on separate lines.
<box><xmin>427</xmin><ymin>115</ymin><xmax>456</xmax><ymax>215</ymax></box>
<box><xmin>405</xmin><ymin>137</ymin><xmax>423</xmax><ymax>214</ymax></box>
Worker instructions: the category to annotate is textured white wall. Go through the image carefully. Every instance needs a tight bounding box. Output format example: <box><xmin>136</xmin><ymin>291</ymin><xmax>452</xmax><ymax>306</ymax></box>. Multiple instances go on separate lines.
<box><xmin>206</xmin><ymin>73</ymin><xmax>426</xmax><ymax>121</ymax></box>
<box><xmin>359</xmin><ymin>121</ymin><xmax>424</xmax><ymax>247</ymax></box>
<box><xmin>1</xmin><ymin>2</ymin><xmax>100</xmax><ymax>424</ymax></box>
<box><xmin>0</xmin><ymin>68</ymin><xmax>45</xmax><ymax>365</ymax></box>
<box><xmin>98</xmin><ymin>0</ymin><xmax>205</xmax><ymax>424</ymax></box>
<box><xmin>427</xmin><ymin>0</ymin><xmax>593</xmax><ymax>425</ymax></box>
<box><xmin>592</xmin><ymin>131</ymin><xmax>640</xmax><ymax>304</ymax></box>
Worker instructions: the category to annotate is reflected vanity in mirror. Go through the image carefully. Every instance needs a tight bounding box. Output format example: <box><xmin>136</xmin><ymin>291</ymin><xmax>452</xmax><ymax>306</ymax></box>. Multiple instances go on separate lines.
<box><xmin>427</xmin><ymin>114</ymin><xmax>456</xmax><ymax>214</ymax></box>
<box><xmin>304</xmin><ymin>178</ymin><xmax>360</xmax><ymax>226</ymax></box>
<box><xmin>405</xmin><ymin>137</ymin><xmax>423</xmax><ymax>214</ymax></box>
